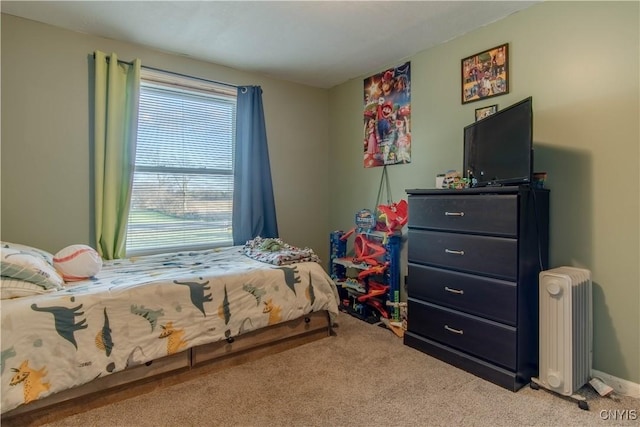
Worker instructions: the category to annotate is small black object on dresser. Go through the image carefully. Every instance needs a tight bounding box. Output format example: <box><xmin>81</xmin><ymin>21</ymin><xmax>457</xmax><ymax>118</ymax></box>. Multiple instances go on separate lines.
<box><xmin>404</xmin><ymin>185</ymin><xmax>549</xmax><ymax>391</ymax></box>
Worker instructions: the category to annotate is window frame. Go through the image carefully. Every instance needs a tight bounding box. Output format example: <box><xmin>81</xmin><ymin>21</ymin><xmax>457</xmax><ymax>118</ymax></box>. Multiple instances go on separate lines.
<box><xmin>125</xmin><ymin>68</ymin><xmax>237</xmax><ymax>256</ymax></box>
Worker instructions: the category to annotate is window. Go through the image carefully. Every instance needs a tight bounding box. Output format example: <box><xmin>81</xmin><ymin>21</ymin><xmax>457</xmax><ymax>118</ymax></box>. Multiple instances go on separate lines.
<box><xmin>126</xmin><ymin>69</ymin><xmax>236</xmax><ymax>255</ymax></box>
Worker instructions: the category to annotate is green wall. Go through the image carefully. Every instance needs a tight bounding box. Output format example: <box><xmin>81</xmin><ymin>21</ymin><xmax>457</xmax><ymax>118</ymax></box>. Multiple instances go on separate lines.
<box><xmin>328</xmin><ymin>1</ymin><xmax>639</xmax><ymax>384</ymax></box>
<box><xmin>2</xmin><ymin>1</ymin><xmax>639</xmax><ymax>386</ymax></box>
<box><xmin>1</xmin><ymin>13</ymin><xmax>331</xmax><ymax>262</ymax></box>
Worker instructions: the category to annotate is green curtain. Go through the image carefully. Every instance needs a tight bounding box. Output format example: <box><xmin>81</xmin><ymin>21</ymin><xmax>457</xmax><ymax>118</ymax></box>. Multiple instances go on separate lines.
<box><xmin>93</xmin><ymin>51</ymin><xmax>141</xmax><ymax>260</ymax></box>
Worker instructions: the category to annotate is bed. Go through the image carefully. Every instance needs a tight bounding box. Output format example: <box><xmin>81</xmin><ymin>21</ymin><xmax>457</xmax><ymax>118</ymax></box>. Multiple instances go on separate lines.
<box><xmin>0</xmin><ymin>241</ymin><xmax>340</xmax><ymax>424</ymax></box>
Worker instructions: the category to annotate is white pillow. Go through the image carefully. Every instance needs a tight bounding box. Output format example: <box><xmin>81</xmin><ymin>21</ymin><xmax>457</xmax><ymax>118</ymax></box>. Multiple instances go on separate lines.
<box><xmin>53</xmin><ymin>244</ymin><xmax>103</xmax><ymax>282</ymax></box>
<box><xmin>1</xmin><ymin>241</ymin><xmax>55</xmax><ymax>265</ymax></box>
<box><xmin>1</xmin><ymin>245</ymin><xmax>64</xmax><ymax>290</ymax></box>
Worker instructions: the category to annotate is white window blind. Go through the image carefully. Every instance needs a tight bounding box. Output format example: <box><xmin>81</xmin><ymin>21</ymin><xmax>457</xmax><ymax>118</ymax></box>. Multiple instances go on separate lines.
<box><xmin>126</xmin><ymin>70</ymin><xmax>236</xmax><ymax>255</ymax></box>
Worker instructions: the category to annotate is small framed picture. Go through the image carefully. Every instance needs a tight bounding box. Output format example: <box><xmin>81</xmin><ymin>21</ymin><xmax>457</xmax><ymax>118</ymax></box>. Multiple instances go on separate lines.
<box><xmin>475</xmin><ymin>104</ymin><xmax>498</xmax><ymax>121</ymax></box>
<box><xmin>461</xmin><ymin>43</ymin><xmax>509</xmax><ymax>104</ymax></box>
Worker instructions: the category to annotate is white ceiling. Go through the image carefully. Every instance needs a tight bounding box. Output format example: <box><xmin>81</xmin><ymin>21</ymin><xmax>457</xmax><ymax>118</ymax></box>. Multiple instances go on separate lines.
<box><xmin>1</xmin><ymin>1</ymin><xmax>538</xmax><ymax>89</ymax></box>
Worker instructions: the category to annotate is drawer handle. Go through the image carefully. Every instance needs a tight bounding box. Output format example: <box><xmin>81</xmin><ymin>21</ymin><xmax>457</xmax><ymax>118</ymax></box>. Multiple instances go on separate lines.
<box><xmin>444</xmin><ymin>325</ymin><xmax>464</xmax><ymax>335</ymax></box>
<box><xmin>444</xmin><ymin>286</ymin><xmax>464</xmax><ymax>295</ymax></box>
<box><xmin>445</xmin><ymin>249</ymin><xmax>465</xmax><ymax>255</ymax></box>
<box><xmin>444</xmin><ymin>211</ymin><xmax>464</xmax><ymax>217</ymax></box>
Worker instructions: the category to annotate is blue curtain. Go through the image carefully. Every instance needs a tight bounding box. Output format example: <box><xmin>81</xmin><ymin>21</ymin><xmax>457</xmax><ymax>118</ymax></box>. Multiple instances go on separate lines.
<box><xmin>232</xmin><ymin>86</ymin><xmax>279</xmax><ymax>245</ymax></box>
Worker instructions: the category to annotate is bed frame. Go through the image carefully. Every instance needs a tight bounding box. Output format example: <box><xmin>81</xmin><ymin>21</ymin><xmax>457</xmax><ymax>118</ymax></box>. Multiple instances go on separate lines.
<box><xmin>1</xmin><ymin>310</ymin><xmax>332</xmax><ymax>427</ymax></box>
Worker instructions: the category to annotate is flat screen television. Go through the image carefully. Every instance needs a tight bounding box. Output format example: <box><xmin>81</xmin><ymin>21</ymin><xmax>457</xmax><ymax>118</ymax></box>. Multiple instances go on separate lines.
<box><xmin>464</xmin><ymin>96</ymin><xmax>533</xmax><ymax>187</ymax></box>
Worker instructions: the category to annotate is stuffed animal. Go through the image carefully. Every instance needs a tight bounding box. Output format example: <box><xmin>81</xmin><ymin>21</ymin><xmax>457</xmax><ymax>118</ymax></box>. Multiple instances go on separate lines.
<box><xmin>376</xmin><ymin>200</ymin><xmax>408</xmax><ymax>234</ymax></box>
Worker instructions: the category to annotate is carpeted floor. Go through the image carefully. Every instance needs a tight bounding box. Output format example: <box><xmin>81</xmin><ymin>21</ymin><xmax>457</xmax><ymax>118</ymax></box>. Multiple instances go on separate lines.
<box><xmin>42</xmin><ymin>312</ymin><xmax>639</xmax><ymax>427</ymax></box>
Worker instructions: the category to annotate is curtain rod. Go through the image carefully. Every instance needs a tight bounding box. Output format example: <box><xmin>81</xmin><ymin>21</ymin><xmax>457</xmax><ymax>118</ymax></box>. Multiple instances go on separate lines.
<box><xmin>143</xmin><ymin>64</ymin><xmax>239</xmax><ymax>90</ymax></box>
<box><xmin>93</xmin><ymin>53</ymin><xmax>239</xmax><ymax>89</ymax></box>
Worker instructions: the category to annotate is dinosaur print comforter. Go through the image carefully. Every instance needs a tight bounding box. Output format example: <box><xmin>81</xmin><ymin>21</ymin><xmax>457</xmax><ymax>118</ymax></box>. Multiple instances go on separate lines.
<box><xmin>0</xmin><ymin>246</ymin><xmax>340</xmax><ymax>414</ymax></box>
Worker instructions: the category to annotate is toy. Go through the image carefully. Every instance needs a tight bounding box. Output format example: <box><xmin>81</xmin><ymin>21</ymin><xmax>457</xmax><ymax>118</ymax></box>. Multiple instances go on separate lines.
<box><xmin>356</xmin><ymin>281</ymin><xmax>389</xmax><ymax>302</ymax></box>
<box><xmin>330</xmin><ymin>228</ymin><xmax>401</xmax><ymax>324</ymax></box>
<box><xmin>353</xmin><ymin>233</ymin><xmax>386</xmax><ymax>266</ymax></box>
<box><xmin>442</xmin><ymin>170</ymin><xmax>471</xmax><ymax>189</ymax></box>
<box><xmin>357</xmin><ymin>263</ymin><xmax>387</xmax><ymax>281</ymax></box>
<box><xmin>376</xmin><ymin>199</ymin><xmax>408</xmax><ymax>235</ymax></box>
<box><xmin>53</xmin><ymin>244</ymin><xmax>102</xmax><ymax>282</ymax></box>
<box><xmin>373</xmin><ymin>166</ymin><xmax>408</xmax><ymax>238</ymax></box>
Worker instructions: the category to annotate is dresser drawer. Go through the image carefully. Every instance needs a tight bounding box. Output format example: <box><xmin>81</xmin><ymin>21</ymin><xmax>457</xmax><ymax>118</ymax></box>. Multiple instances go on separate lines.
<box><xmin>407</xmin><ymin>299</ymin><xmax>516</xmax><ymax>370</ymax></box>
<box><xmin>408</xmin><ymin>264</ymin><xmax>516</xmax><ymax>325</ymax></box>
<box><xmin>408</xmin><ymin>194</ymin><xmax>517</xmax><ymax>236</ymax></box>
<box><xmin>408</xmin><ymin>230</ymin><xmax>517</xmax><ymax>280</ymax></box>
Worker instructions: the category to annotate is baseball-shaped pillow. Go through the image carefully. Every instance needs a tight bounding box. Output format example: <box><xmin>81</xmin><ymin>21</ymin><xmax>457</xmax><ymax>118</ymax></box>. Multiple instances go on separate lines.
<box><xmin>53</xmin><ymin>244</ymin><xmax>102</xmax><ymax>282</ymax></box>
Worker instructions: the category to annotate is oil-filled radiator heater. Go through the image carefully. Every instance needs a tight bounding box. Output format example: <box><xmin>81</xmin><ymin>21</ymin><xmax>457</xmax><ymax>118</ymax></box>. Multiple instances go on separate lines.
<box><xmin>531</xmin><ymin>266</ymin><xmax>592</xmax><ymax>410</ymax></box>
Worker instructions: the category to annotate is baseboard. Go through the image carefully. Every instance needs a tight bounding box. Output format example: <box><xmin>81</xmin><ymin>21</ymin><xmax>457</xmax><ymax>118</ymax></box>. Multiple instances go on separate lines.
<box><xmin>592</xmin><ymin>369</ymin><xmax>640</xmax><ymax>398</ymax></box>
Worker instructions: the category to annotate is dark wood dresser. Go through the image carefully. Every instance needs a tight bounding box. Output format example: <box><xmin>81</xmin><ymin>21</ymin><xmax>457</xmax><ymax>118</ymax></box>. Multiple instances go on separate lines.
<box><xmin>404</xmin><ymin>186</ymin><xmax>549</xmax><ymax>391</ymax></box>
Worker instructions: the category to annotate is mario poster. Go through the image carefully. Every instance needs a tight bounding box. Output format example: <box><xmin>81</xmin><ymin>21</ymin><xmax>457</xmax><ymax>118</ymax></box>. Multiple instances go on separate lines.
<box><xmin>363</xmin><ymin>62</ymin><xmax>411</xmax><ymax>168</ymax></box>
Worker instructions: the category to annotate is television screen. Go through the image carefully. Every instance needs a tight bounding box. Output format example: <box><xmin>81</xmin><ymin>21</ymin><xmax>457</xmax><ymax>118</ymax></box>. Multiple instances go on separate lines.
<box><xmin>464</xmin><ymin>97</ymin><xmax>533</xmax><ymax>187</ymax></box>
